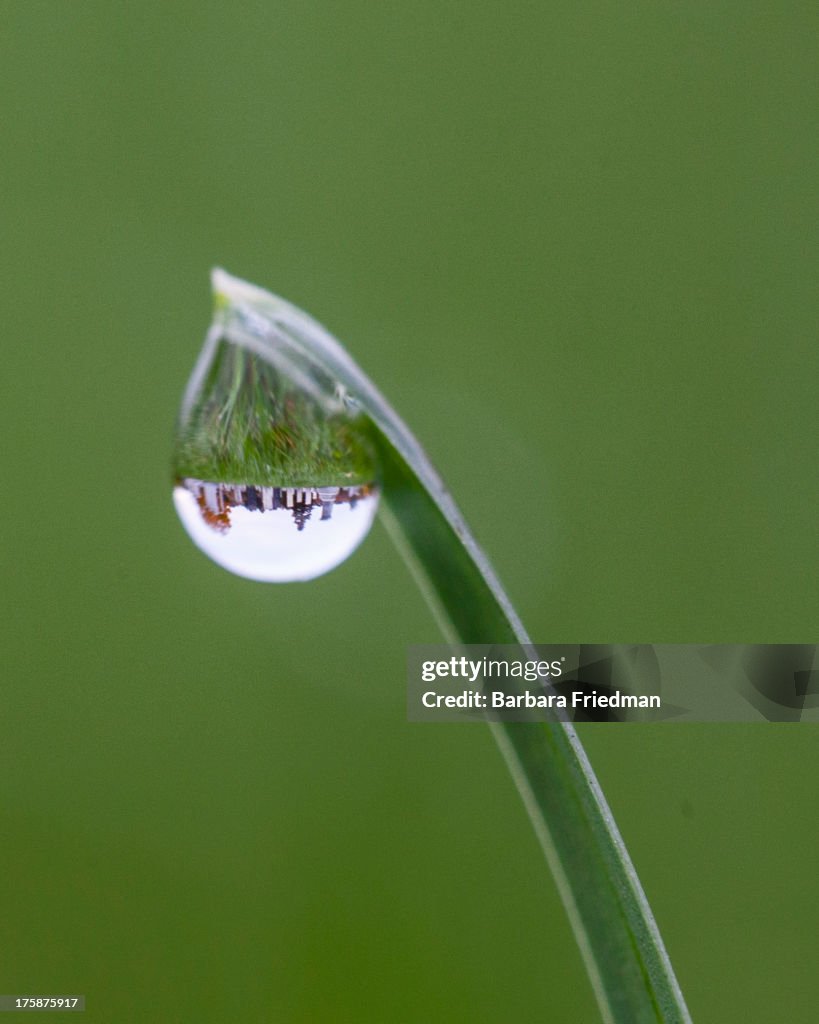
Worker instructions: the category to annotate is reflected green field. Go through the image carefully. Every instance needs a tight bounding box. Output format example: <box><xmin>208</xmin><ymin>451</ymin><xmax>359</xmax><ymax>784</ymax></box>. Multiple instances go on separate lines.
<box><xmin>1</xmin><ymin>3</ymin><xmax>816</xmax><ymax>1021</ymax></box>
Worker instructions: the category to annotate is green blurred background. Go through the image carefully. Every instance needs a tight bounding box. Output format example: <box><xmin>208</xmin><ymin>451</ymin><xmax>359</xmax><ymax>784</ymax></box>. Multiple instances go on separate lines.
<box><xmin>1</xmin><ymin>2</ymin><xmax>816</xmax><ymax>1020</ymax></box>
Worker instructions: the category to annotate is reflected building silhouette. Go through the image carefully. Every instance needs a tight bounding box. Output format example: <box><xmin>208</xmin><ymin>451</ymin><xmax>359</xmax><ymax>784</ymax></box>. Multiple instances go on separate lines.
<box><xmin>179</xmin><ymin>478</ymin><xmax>374</xmax><ymax>534</ymax></box>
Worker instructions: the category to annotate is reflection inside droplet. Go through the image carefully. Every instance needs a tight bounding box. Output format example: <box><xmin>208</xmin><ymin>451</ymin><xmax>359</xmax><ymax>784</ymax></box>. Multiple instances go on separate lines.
<box><xmin>173</xmin><ymin>479</ymin><xmax>379</xmax><ymax>582</ymax></box>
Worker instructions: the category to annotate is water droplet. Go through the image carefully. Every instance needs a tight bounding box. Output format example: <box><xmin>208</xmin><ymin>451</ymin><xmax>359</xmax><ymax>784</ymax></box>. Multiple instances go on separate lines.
<box><xmin>171</xmin><ymin>302</ymin><xmax>379</xmax><ymax>581</ymax></box>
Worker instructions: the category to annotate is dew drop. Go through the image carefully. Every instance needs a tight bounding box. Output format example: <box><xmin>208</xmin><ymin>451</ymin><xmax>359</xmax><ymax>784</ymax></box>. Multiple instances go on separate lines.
<box><xmin>171</xmin><ymin>302</ymin><xmax>380</xmax><ymax>581</ymax></box>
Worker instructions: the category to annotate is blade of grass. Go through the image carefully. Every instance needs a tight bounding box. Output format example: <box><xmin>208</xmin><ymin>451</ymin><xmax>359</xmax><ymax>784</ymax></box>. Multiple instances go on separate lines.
<box><xmin>210</xmin><ymin>268</ymin><xmax>693</xmax><ymax>1023</ymax></box>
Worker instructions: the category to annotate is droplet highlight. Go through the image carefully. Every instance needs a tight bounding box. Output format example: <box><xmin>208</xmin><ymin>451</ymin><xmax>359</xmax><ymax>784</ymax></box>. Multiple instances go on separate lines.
<box><xmin>173</xmin><ymin>480</ymin><xmax>379</xmax><ymax>582</ymax></box>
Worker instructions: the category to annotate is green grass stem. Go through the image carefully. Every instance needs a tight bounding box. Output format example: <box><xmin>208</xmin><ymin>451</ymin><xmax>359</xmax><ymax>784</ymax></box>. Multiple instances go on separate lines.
<box><xmin>206</xmin><ymin>268</ymin><xmax>693</xmax><ymax>1023</ymax></box>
